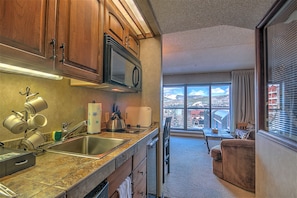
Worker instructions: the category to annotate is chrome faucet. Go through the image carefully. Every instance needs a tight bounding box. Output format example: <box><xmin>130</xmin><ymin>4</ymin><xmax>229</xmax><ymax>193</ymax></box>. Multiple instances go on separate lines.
<box><xmin>61</xmin><ymin>120</ymin><xmax>88</xmax><ymax>141</ymax></box>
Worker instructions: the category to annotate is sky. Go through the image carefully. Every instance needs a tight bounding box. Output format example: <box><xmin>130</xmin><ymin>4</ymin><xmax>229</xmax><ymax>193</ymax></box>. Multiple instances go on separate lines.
<box><xmin>164</xmin><ymin>85</ymin><xmax>229</xmax><ymax>99</ymax></box>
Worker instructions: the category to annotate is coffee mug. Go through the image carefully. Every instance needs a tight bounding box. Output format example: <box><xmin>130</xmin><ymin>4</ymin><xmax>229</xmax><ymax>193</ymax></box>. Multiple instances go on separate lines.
<box><xmin>24</xmin><ymin>97</ymin><xmax>48</xmax><ymax>114</ymax></box>
<box><xmin>27</xmin><ymin>114</ymin><xmax>47</xmax><ymax>129</ymax></box>
<box><xmin>3</xmin><ymin>113</ymin><xmax>28</xmax><ymax>134</ymax></box>
<box><xmin>21</xmin><ymin>131</ymin><xmax>46</xmax><ymax>150</ymax></box>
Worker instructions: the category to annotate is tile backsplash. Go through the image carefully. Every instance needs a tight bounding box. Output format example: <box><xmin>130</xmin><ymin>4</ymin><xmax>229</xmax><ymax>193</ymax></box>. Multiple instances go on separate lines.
<box><xmin>0</xmin><ymin>72</ymin><xmax>116</xmax><ymax>141</ymax></box>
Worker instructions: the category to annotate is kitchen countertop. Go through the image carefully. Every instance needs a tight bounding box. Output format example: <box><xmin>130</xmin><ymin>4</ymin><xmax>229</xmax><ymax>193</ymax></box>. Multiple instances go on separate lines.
<box><xmin>0</xmin><ymin>125</ymin><xmax>158</xmax><ymax>198</ymax></box>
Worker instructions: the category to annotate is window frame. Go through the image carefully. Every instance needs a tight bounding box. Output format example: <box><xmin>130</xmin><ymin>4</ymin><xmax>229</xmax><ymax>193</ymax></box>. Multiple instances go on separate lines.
<box><xmin>163</xmin><ymin>84</ymin><xmax>231</xmax><ymax>131</ymax></box>
<box><xmin>256</xmin><ymin>0</ymin><xmax>297</xmax><ymax>152</ymax></box>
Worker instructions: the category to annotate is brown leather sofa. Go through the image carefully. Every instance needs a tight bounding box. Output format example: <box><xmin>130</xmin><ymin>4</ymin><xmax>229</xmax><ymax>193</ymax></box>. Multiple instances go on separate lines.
<box><xmin>210</xmin><ymin>129</ymin><xmax>255</xmax><ymax>192</ymax></box>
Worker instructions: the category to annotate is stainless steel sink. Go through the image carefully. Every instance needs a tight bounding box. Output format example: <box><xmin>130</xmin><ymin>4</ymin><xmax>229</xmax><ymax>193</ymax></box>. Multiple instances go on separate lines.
<box><xmin>47</xmin><ymin>136</ymin><xmax>129</xmax><ymax>159</ymax></box>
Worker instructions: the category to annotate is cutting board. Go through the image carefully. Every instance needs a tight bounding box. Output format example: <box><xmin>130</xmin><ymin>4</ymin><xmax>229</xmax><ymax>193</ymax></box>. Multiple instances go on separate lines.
<box><xmin>125</xmin><ymin>106</ymin><xmax>152</xmax><ymax>127</ymax></box>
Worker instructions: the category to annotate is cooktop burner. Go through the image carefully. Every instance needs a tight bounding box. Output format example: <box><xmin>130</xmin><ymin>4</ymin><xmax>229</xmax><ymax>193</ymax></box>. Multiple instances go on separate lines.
<box><xmin>103</xmin><ymin>125</ymin><xmax>150</xmax><ymax>134</ymax></box>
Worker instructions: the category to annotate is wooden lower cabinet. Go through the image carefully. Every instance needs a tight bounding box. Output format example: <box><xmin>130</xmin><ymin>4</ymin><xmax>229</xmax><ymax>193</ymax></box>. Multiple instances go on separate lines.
<box><xmin>107</xmin><ymin>157</ymin><xmax>132</xmax><ymax>198</ymax></box>
<box><xmin>107</xmin><ymin>143</ymin><xmax>148</xmax><ymax>198</ymax></box>
<box><xmin>132</xmin><ymin>159</ymin><xmax>147</xmax><ymax>198</ymax></box>
<box><xmin>132</xmin><ymin>144</ymin><xmax>147</xmax><ymax>198</ymax></box>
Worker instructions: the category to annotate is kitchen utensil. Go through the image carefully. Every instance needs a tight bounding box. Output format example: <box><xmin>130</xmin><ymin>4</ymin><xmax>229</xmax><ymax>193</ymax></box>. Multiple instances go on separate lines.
<box><xmin>27</xmin><ymin>114</ymin><xmax>47</xmax><ymax>129</ymax></box>
<box><xmin>112</xmin><ymin>103</ymin><xmax>122</xmax><ymax>119</ymax></box>
<box><xmin>3</xmin><ymin>112</ymin><xmax>28</xmax><ymax>134</ymax></box>
<box><xmin>106</xmin><ymin>114</ymin><xmax>126</xmax><ymax>132</ymax></box>
<box><xmin>24</xmin><ymin>97</ymin><xmax>48</xmax><ymax>114</ymax></box>
<box><xmin>0</xmin><ymin>183</ymin><xmax>17</xmax><ymax>197</ymax></box>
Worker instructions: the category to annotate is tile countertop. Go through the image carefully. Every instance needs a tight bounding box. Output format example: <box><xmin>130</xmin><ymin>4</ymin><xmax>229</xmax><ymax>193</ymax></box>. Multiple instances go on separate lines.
<box><xmin>0</xmin><ymin>125</ymin><xmax>159</xmax><ymax>198</ymax></box>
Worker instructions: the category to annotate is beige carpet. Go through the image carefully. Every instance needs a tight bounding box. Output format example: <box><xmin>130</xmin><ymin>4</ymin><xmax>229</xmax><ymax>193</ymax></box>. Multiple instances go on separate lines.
<box><xmin>162</xmin><ymin>136</ymin><xmax>255</xmax><ymax>198</ymax></box>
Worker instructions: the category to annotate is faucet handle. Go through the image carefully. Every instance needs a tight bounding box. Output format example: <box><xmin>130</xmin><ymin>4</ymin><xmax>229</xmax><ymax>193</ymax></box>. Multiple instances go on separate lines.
<box><xmin>62</xmin><ymin>121</ymin><xmax>72</xmax><ymax>131</ymax></box>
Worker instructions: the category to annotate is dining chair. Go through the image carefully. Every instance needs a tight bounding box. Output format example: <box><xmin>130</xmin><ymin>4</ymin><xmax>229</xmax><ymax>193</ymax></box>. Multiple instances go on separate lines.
<box><xmin>163</xmin><ymin>117</ymin><xmax>172</xmax><ymax>183</ymax></box>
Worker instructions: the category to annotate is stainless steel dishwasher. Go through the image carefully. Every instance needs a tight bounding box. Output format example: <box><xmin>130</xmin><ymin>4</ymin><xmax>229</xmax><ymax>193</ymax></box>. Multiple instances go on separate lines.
<box><xmin>84</xmin><ymin>180</ymin><xmax>108</xmax><ymax>198</ymax></box>
<box><xmin>147</xmin><ymin>135</ymin><xmax>159</xmax><ymax>197</ymax></box>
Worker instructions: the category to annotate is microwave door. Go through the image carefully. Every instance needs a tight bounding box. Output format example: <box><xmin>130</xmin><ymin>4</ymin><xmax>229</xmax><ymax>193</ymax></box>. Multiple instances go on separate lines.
<box><xmin>111</xmin><ymin>49</ymin><xmax>125</xmax><ymax>84</ymax></box>
<box><xmin>124</xmin><ymin>60</ymin><xmax>136</xmax><ymax>87</ymax></box>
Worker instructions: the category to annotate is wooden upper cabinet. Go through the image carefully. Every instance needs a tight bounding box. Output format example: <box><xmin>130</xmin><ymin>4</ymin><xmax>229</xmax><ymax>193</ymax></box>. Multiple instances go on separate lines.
<box><xmin>104</xmin><ymin>0</ymin><xmax>126</xmax><ymax>45</ymax></box>
<box><xmin>55</xmin><ymin>0</ymin><xmax>104</xmax><ymax>82</ymax></box>
<box><xmin>104</xmin><ymin>0</ymin><xmax>140</xmax><ymax>58</ymax></box>
<box><xmin>107</xmin><ymin>13</ymin><xmax>125</xmax><ymax>42</ymax></box>
<box><xmin>127</xmin><ymin>29</ymin><xmax>140</xmax><ymax>58</ymax></box>
<box><xmin>0</xmin><ymin>0</ymin><xmax>55</xmax><ymax>72</ymax></box>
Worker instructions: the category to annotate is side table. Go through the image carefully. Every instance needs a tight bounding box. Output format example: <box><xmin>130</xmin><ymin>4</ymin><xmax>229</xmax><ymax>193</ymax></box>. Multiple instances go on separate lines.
<box><xmin>202</xmin><ymin>128</ymin><xmax>234</xmax><ymax>153</ymax></box>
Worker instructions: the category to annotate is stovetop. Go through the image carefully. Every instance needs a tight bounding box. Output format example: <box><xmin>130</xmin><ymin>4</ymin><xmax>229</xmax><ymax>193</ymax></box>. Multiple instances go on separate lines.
<box><xmin>103</xmin><ymin>125</ymin><xmax>150</xmax><ymax>134</ymax></box>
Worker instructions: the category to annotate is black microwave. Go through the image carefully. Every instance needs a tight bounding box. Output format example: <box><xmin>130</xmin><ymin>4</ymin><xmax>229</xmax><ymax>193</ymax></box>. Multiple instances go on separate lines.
<box><xmin>103</xmin><ymin>34</ymin><xmax>142</xmax><ymax>92</ymax></box>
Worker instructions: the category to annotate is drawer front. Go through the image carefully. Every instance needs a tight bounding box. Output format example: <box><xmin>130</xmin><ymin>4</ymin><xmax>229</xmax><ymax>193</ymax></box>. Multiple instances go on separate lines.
<box><xmin>133</xmin><ymin>176</ymin><xmax>146</xmax><ymax>198</ymax></box>
<box><xmin>133</xmin><ymin>144</ymin><xmax>146</xmax><ymax>169</ymax></box>
<box><xmin>6</xmin><ymin>154</ymin><xmax>36</xmax><ymax>175</ymax></box>
<box><xmin>132</xmin><ymin>158</ymin><xmax>146</xmax><ymax>198</ymax></box>
<box><xmin>115</xmin><ymin>147</ymin><xmax>134</xmax><ymax>168</ymax></box>
<box><xmin>133</xmin><ymin>158</ymin><xmax>146</xmax><ymax>185</ymax></box>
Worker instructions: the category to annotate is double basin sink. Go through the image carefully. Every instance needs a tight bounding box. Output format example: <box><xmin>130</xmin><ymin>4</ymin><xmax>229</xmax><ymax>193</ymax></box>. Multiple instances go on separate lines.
<box><xmin>47</xmin><ymin>136</ymin><xmax>130</xmax><ymax>159</ymax></box>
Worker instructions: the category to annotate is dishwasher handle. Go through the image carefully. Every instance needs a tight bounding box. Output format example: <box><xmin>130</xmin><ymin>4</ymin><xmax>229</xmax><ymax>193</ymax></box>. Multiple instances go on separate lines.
<box><xmin>148</xmin><ymin>137</ymin><xmax>159</xmax><ymax>148</ymax></box>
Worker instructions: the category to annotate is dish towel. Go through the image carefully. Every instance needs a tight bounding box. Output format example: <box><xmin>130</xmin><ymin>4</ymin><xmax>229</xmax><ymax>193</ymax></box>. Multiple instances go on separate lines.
<box><xmin>117</xmin><ymin>176</ymin><xmax>132</xmax><ymax>198</ymax></box>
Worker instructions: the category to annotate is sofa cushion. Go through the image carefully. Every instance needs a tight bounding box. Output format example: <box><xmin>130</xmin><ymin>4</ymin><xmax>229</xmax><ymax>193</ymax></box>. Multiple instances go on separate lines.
<box><xmin>210</xmin><ymin>145</ymin><xmax>222</xmax><ymax>161</ymax></box>
<box><xmin>236</xmin><ymin>129</ymin><xmax>255</xmax><ymax>140</ymax></box>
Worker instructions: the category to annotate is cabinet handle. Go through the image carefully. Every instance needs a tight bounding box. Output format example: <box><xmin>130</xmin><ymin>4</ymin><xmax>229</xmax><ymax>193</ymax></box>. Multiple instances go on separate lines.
<box><xmin>138</xmin><ymin>171</ymin><xmax>144</xmax><ymax>175</ymax></box>
<box><xmin>125</xmin><ymin>36</ymin><xmax>129</xmax><ymax>47</ymax></box>
<box><xmin>59</xmin><ymin>43</ymin><xmax>65</xmax><ymax>63</ymax></box>
<box><xmin>15</xmin><ymin>160</ymin><xmax>28</xmax><ymax>166</ymax></box>
<box><xmin>50</xmin><ymin>39</ymin><xmax>56</xmax><ymax>60</ymax></box>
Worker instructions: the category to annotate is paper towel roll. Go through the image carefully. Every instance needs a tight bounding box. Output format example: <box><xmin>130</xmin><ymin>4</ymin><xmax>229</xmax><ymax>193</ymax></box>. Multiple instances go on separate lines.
<box><xmin>87</xmin><ymin>103</ymin><xmax>102</xmax><ymax>134</ymax></box>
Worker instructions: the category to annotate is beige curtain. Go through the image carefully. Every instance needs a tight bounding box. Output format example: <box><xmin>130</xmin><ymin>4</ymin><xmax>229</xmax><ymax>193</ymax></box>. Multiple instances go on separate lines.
<box><xmin>231</xmin><ymin>70</ymin><xmax>255</xmax><ymax>132</ymax></box>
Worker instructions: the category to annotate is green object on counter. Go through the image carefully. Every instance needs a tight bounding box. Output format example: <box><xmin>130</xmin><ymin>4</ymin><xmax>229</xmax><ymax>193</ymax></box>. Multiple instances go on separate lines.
<box><xmin>52</xmin><ymin>131</ymin><xmax>62</xmax><ymax>141</ymax></box>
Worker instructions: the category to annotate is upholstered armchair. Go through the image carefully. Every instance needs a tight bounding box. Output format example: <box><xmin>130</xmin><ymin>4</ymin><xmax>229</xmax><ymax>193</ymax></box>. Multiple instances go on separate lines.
<box><xmin>210</xmin><ymin>129</ymin><xmax>255</xmax><ymax>192</ymax></box>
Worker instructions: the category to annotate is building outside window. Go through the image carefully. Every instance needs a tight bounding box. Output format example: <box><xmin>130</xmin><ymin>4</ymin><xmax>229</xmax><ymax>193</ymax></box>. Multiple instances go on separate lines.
<box><xmin>163</xmin><ymin>84</ymin><xmax>230</xmax><ymax>132</ymax></box>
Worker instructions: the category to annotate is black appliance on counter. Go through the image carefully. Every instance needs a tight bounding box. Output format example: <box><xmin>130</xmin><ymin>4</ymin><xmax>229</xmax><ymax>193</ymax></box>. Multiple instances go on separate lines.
<box><xmin>103</xmin><ymin>34</ymin><xmax>142</xmax><ymax>92</ymax></box>
<box><xmin>0</xmin><ymin>146</ymin><xmax>36</xmax><ymax>178</ymax></box>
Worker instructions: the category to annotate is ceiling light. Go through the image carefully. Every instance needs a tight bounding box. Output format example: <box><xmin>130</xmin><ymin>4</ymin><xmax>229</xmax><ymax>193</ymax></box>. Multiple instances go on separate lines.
<box><xmin>125</xmin><ymin>0</ymin><xmax>151</xmax><ymax>34</ymax></box>
<box><xmin>0</xmin><ymin>63</ymin><xmax>63</xmax><ymax>80</ymax></box>
<box><xmin>112</xmin><ymin>0</ymin><xmax>152</xmax><ymax>38</ymax></box>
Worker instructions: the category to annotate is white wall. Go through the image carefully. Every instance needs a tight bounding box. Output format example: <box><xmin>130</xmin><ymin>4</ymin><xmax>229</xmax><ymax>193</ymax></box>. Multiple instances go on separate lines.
<box><xmin>256</xmin><ymin>133</ymin><xmax>297</xmax><ymax>198</ymax></box>
<box><xmin>116</xmin><ymin>36</ymin><xmax>162</xmax><ymax>124</ymax></box>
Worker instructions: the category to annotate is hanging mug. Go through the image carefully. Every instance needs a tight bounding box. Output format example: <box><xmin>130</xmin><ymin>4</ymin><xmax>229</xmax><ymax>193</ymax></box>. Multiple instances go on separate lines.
<box><xmin>21</xmin><ymin>131</ymin><xmax>46</xmax><ymax>150</ymax></box>
<box><xmin>24</xmin><ymin>97</ymin><xmax>48</xmax><ymax>114</ymax></box>
<box><xmin>3</xmin><ymin>112</ymin><xmax>28</xmax><ymax>134</ymax></box>
<box><xmin>27</xmin><ymin>114</ymin><xmax>47</xmax><ymax>130</ymax></box>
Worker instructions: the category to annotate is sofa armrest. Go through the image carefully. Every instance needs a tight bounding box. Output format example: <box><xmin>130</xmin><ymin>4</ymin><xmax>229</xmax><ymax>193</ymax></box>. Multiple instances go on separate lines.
<box><xmin>220</xmin><ymin>139</ymin><xmax>255</xmax><ymax>192</ymax></box>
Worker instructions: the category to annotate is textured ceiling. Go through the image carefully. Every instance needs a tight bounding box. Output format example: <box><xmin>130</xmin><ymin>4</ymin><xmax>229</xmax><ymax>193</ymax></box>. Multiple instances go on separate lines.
<box><xmin>145</xmin><ymin>0</ymin><xmax>276</xmax><ymax>75</ymax></box>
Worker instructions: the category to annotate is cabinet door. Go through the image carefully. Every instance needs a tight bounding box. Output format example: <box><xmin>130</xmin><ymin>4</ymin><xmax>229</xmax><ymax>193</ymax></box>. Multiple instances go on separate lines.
<box><xmin>107</xmin><ymin>157</ymin><xmax>132</xmax><ymax>198</ymax></box>
<box><xmin>133</xmin><ymin>159</ymin><xmax>147</xmax><ymax>198</ymax></box>
<box><xmin>104</xmin><ymin>0</ymin><xmax>126</xmax><ymax>45</ymax></box>
<box><xmin>127</xmin><ymin>29</ymin><xmax>140</xmax><ymax>58</ymax></box>
<box><xmin>55</xmin><ymin>0</ymin><xmax>103</xmax><ymax>82</ymax></box>
<box><xmin>0</xmin><ymin>0</ymin><xmax>55</xmax><ymax>72</ymax></box>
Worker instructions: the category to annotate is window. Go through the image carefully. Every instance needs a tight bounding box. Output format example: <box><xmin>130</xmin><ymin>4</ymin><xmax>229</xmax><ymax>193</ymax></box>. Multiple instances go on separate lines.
<box><xmin>163</xmin><ymin>84</ymin><xmax>230</xmax><ymax>131</ymax></box>
<box><xmin>256</xmin><ymin>0</ymin><xmax>297</xmax><ymax>150</ymax></box>
<box><xmin>163</xmin><ymin>86</ymin><xmax>184</xmax><ymax>129</ymax></box>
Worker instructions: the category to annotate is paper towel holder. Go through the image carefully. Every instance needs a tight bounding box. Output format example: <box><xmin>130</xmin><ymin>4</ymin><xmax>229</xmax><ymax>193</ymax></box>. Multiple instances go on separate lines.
<box><xmin>87</xmin><ymin>102</ymin><xmax>102</xmax><ymax>134</ymax></box>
